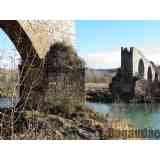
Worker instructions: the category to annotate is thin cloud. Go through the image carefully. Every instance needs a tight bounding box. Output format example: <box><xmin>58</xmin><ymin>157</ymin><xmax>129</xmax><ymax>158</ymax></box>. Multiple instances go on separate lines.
<box><xmin>80</xmin><ymin>49</ymin><xmax>121</xmax><ymax>69</ymax></box>
<box><xmin>81</xmin><ymin>48</ymin><xmax>160</xmax><ymax>69</ymax></box>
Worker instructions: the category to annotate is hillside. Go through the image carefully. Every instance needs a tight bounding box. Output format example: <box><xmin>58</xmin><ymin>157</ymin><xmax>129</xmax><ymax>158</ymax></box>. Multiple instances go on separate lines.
<box><xmin>85</xmin><ymin>67</ymin><xmax>118</xmax><ymax>83</ymax></box>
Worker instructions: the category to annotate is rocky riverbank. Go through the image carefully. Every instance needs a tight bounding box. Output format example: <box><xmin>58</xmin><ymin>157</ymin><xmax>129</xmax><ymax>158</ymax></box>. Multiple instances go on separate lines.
<box><xmin>0</xmin><ymin>100</ymin><xmax>151</xmax><ymax>140</ymax></box>
<box><xmin>86</xmin><ymin>83</ymin><xmax>113</xmax><ymax>102</ymax></box>
<box><xmin>86</xmin><ymin>80</ymin><xmax>160</xmax><ymax>103</ymax></box>
<box><xmin>0</xmin><ymin>103</ymin><xmax>109</xmax><ymax>140</ymax></box>
<box><xmin>85</xmin><ymin>65</ymin><xmax>160</xmax><ymax>103</ymax></box>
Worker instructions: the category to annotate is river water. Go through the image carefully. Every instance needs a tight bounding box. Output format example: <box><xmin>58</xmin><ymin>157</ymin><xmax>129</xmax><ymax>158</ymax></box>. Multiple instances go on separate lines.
<box><xmin>1</xmin><ymin>98</ymin><xmax>160</xmax><ymax>130</ymax></box>
<box><xmin>0</xmin><ymin>98</ymin><xmax>17</xmax><ymax>108</ymax></box>
<box><xmin>86</xmin><ymin>102</ymin><xmax>160</xmax><ymax>130</ymax></box>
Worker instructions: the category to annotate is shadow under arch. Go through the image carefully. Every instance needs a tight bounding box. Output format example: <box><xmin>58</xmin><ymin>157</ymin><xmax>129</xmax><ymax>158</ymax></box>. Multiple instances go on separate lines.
<box><xmin>138</xmin><ymin>59</ymin><xmax>144</xmax><ymax>78</ymax></box>
<box><xmin>147</xmin><ymin>66</ymin><xmax>152</xmax><ymax>82</ymax></box>
<box><xmin>155</xmin><ymin>72</ymin><xmax>159</xmax><ymax>82</ymax></box>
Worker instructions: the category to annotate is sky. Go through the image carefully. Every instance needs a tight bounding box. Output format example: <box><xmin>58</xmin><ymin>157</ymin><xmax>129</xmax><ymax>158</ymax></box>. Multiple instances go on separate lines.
<box><xmin>76</xmin><ymin>20</ymin><xmax>160</xmax><ymax>69</ymax></box>
<box><xmin>0</xmin><ymin>28</ymin><xmax>20</xmax><ymax>69</ymax></box>
<box><xmin>1</xmin><ymin>21</ymin><xmax>160</xmax><ymax>69</ymax></box>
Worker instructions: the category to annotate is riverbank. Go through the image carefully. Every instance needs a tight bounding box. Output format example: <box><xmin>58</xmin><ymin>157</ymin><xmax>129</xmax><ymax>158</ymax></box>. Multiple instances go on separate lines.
<box><xmin>0</xmin><ymin>99</ymin><xmax>158</xmax><ymax>139</ymax></box>
<box><xmin>86</xmin><ymin>81</ymin><xmax>160</xmax><ymax>103</ymax></box>
<box><xmin>86</xmin><ymin>83</ymin><xmax>113</xmax><ymax>102</ymax></box>
<box><xmin>0</xmin><ymin>103</ymin><xmax>109</xmax><ymax>140</ymax></box>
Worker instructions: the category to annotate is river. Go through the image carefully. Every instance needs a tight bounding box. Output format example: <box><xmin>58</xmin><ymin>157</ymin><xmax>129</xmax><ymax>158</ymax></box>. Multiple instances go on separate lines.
<box><xmin>1</xmin><ymin>98</ymin><xmax>160</xmax><ymax>131</ymax></box>
<box><xmin>86</xmin><ymin>102</ymin><xmax>160</xmax><ymax>130</ymax></box>
<box><xmin>0</xmin><ymin>98</ymin><xmax>17</xmax><ymax>108</ymax></box>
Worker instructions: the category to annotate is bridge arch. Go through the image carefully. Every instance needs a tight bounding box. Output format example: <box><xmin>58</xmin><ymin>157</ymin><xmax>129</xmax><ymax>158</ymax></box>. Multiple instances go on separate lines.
<box><xmin>138</xmin><ymin>59</ymin><xmax>145</xmax><ymax>78</ymax></box>
<box><xmin>147</xmin><ymin>66</ymin><xmax>152</xmax><ymax>82</ymax></box>
<box><xmin>0</xmin><ymin>20</ymin><xmax>40</xmax><ymax>62</ymax></box>
<box><xmin>0</xmin><ymin>20</ymin><xmax>83</xmax><ymax>110</ymax></box>
<box><xmin>0</xmin><ymin>21</ymin><xmax>41</xmax><ymax>107</ymax></box>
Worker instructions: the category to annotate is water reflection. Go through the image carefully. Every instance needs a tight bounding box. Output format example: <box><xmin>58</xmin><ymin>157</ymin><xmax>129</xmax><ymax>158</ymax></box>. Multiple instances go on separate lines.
<box><xmin>86</xmin><ymin>102</ymin><xmax>160</xmax><ymax>129</ymax></box>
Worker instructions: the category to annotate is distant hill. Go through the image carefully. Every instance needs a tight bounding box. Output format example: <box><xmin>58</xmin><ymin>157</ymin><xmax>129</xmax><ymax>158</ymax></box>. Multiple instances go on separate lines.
<box><xmin>85</xmin><ymin>68</ymin><xmax>118</xmax><ymax>83</ymax></box>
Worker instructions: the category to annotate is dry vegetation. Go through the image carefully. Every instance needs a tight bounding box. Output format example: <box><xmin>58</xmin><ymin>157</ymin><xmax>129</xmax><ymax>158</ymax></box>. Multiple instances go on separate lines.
<box><xmin>0</xmin><ymin>42</ymin><xmax>108</xmax><ymax>140</ymax></box>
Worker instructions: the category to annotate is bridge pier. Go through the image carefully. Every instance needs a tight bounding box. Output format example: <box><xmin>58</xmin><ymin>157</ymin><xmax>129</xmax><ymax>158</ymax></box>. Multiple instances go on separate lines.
<box><xmin>0</xmin><ymin>20</ymin><xmax>85</xmax><ymax>110</ymax></box>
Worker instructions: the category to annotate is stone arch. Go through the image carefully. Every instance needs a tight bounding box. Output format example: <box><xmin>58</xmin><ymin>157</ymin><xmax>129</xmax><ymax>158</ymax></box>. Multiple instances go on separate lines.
<box><xmin>0</xmin><ymin>20</ymin><xmax>40</xmax><ymax>62</ymax></box>
<box><xmin>0</xmin><ymin>20</ymin><xmax>84</xmax><ymax>110</ymax></box>
<box><xmin>138</xmin><ymin>59</ymin><xmax>145</xmax><ymax>78</ymax></box>
<box><xmin>147</xmin><ymin>66</ymin><xmax>152</xmax><ymax>82</ymax></box>
<box><xmin>0</xmin><ymin>21</ymin><xmax>41</xmax><ymax>107</ymax></box>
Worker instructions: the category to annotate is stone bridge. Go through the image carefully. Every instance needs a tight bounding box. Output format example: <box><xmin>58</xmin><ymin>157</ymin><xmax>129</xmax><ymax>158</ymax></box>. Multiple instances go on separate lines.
<box><xmin>110</xmin><ymin>47</ymin><xmax>160</xmax><ymax>101</ymax></box>
<box><xmin>121</xmin><ymin>47</ymin><xmax>159</xmax><ymax>82</ymax></box>
<box><xmin>0</xmin><ymin>20</ymin><xmax>75</xmax><ymax>59</ymax></box>
<box><xmin>0</xmin><ymin>20</ymin><xmax>85</xmax><ymax>110</ymax></box>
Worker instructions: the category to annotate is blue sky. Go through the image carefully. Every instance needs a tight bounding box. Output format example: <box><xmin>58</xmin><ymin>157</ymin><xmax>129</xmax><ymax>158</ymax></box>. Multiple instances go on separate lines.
<box><xmin>1</xmin><ymin>21</ymin><xmax>160</xmax><ymax>69</ymax></box>
<box><xmin>0</xmin><ymin>28</ymin><xmax>20</xmax><ymax>69</ymax></box>
<box><xmin>0</xmin><ymin>29</ymin><xmax>15</xmax><ymax>50</ymax></box>
<box><xmin>76</xmin><ymin>20</ymin><xmax>160</xmax><ymax>68</ymax></box>
<box><xmin>76</xmin><ymin>20</ymin><xmax>160</xmax><ymax>54</ymax></box>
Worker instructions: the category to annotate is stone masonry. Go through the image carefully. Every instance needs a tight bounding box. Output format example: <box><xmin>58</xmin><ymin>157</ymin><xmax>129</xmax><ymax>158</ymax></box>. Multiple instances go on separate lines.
<box><xmin>19</xmin><ymin>21</ymin><xmax>75</xmax><ymax>58</ymax></box>
<box><xmin>110</xmin><ymin>47</ymin><xmax>160</xmax><ymax>102</ymax></box>
<box><xmin>0</xmin><ymin>20</ymin><xmax>85</xmax><ymax>110</ymax></box>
